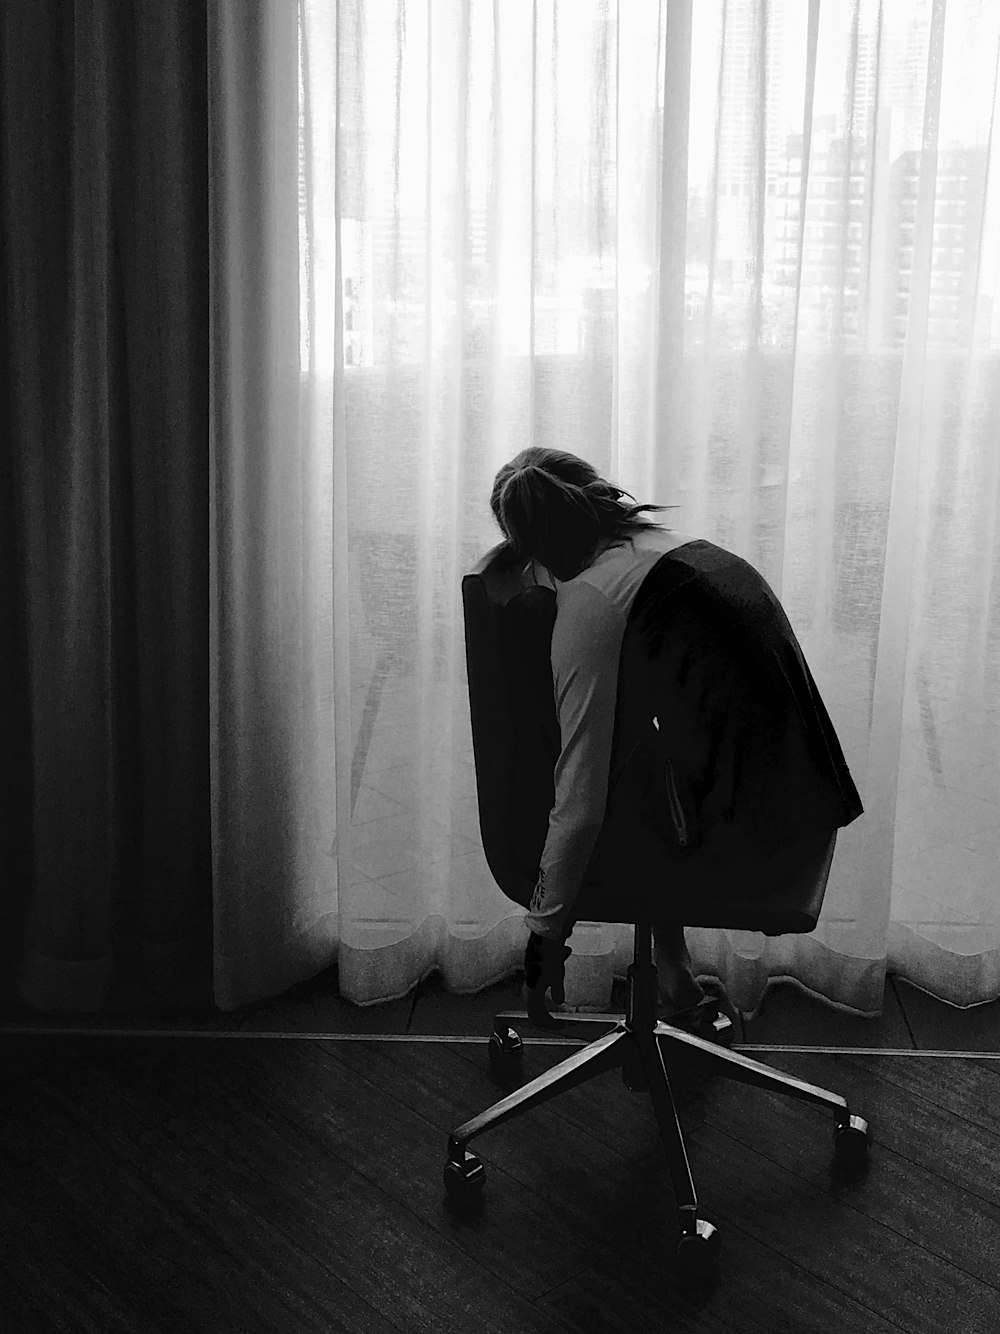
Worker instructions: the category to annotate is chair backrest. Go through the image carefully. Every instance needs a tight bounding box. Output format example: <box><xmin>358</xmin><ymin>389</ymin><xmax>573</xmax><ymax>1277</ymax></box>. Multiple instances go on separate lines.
<box><xmin>463</xmin><ymin>540</ymin><xmax>859</xmax><ymax>935</ymax></box>
<box><xmin>461</xmin><ymin>542</ymin><xmax>548</xmax><ymax>910</ymax></box>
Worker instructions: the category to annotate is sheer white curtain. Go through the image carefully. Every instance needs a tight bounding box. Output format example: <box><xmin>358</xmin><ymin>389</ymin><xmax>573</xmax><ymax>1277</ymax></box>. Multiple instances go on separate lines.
<box><xmin>209</xmin><ymin>0</ymin><xmax>1000</xmax><ymax>1022</ymax></box>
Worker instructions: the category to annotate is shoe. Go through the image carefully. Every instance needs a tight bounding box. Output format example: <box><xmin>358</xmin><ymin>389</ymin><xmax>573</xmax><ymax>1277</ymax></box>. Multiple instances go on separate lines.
<box><xmin>699</xmin><ymin>979</ymin><xmax>742</xmax><ymax>1042</ymax></box>
<box><xmin>659</xmin><ymin>988</ymin><xmax>741</xmax><ymax>1045</ymax></box>
<box><xmin>657</xmin><ymin>994</ymin><xmax>722</xmax><ymax>1037</ymax></box>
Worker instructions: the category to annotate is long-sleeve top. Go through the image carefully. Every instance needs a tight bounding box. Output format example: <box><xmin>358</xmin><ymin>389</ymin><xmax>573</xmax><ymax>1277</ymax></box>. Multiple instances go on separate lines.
<box><xmin>524</xmin><ymin>526</ymin><xmax>697</xmax><ymax>939</ymax></box>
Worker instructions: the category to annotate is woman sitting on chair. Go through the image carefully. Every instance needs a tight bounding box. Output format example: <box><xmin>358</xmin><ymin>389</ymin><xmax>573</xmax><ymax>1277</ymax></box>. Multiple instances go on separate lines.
<box><xmin>490</xmin><ymin>446</ymin><xmax>720</xmax><ymax>1032</ymax></box>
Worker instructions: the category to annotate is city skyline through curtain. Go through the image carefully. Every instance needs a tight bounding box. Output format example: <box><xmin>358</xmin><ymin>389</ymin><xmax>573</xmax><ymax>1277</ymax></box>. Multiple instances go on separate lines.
<box><xmin>210</xmin><ymin>0</ymin><xmax>1000</xmax><ymax>1019</ymax></box>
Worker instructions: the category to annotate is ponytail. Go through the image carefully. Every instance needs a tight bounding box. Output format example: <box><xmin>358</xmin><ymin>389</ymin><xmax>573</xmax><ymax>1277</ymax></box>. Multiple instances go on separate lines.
<box><xmin>490</xmin><ymin>447</ymin><xmax>679</xmax><ymax>578</ymax></box>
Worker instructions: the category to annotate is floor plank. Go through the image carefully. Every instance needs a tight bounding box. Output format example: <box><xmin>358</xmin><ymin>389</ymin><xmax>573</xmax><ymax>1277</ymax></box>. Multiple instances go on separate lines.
<box><xmin>1</xmin><ymin>1037</ymin><xmax>562</xmax><ymax>1334</ymax></box>
<box><xmin>3</xmin><ymin>1034</ymin><xmax>1000</xmax><ymax>1333</ymax></box>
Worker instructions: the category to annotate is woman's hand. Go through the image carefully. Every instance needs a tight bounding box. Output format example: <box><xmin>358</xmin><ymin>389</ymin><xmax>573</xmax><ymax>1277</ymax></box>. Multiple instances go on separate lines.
<box><xmin>523</xmin><ymin>931</ymin><xmax>573</xmax><ymax>1026</ymax></box>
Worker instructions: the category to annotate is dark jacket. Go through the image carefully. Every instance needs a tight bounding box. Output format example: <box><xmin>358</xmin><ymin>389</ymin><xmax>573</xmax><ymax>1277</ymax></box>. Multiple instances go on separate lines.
<box><xmin>498</xmin><ymin>540</ymin><xmax>863</xmax><ymax>916</ymax></box>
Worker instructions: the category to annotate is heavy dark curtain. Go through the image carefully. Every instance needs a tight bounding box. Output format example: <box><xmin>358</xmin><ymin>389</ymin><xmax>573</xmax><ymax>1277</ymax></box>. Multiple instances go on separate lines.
<box><xmin>0</xmin><ymin>0</ymin><xmax>212</xmax><ymax>1018</ymax></box>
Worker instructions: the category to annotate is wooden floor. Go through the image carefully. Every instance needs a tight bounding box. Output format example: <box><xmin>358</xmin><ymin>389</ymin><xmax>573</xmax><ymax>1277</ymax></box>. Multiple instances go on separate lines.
<box><xmin>2</xmin><ymin>1029</ymin><xmax>999</xmax><ymax>1333</ymax></box>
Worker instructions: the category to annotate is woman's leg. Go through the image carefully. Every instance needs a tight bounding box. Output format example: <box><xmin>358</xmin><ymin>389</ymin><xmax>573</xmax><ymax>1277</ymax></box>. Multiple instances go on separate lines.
<box><xmin>652</xmin><ymin>922</ymin><xmax>706</xmax><ymax>1010</ymax></box>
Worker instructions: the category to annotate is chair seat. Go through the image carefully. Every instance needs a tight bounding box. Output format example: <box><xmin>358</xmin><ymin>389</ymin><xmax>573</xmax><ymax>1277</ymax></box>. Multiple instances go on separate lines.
<box><xmin>571</xmin><ymin>819</ymin><xmax>838</xmax><ymax>934</ymax></box>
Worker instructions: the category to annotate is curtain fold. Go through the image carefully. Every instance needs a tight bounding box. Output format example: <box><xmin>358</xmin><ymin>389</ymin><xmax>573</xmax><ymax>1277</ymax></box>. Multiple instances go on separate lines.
<box><xmin>208</xmin><ymin>0</ymin><xmax>342</xmax><ymax>1009</ymax></box>
<box><xmin>1</xmin><ymin>0</ymin><xmax>212</xmax><ymax>1017</ymax></box>
<box><xmin>209</xmin><ymin>0</ymin><xmax>1000</xmax><ymax>1021</ymax></box>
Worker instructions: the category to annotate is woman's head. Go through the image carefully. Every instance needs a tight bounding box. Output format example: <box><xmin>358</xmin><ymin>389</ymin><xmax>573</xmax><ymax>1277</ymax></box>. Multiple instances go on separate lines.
<box><xmin>490</xmin><ymin>447</ymin><xmax>678</xmax><ymax>581</ymax></box>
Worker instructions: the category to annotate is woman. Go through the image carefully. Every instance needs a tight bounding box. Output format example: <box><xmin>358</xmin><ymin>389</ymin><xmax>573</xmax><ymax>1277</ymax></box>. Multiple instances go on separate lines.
<box><xmin>490</xmin><ymin>446</ymin><xmax>717</xmax><ymax>1029</ymax></box>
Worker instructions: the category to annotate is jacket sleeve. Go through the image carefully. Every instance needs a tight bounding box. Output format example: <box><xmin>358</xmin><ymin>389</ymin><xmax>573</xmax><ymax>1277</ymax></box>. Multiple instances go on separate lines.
<box><xmin>524</xmin><ymin>582</ymin><xmax>627</xmax><ymax>938</ymax></box>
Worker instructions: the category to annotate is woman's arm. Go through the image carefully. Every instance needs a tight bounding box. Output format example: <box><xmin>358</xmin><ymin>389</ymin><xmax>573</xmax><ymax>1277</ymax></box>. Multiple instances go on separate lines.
<box><xmin>524</xmin><ymin>582</ymin><xmax>627</xmax><ymax>939</ymax></box>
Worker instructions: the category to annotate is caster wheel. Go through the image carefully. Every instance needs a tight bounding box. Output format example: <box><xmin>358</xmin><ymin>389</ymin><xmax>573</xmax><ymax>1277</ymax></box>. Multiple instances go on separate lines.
<box><xmin>488</xmin><ymin>1025</ymin><xmax>523</xmax><ymax>1079</ymax></box>
<box><xmin>676</xmin><ymin>1219</ymin><xmax>720</xmax><ymax>1282</ymax></box>
<box><xmin>443</xmin><ymin>1149</ymin><xmax>485</xmax><ymax>1200</ymax></box>
<box><xmin>834</xmin><ymin>1114</ymin><xmax>871</xmax><ymax>1169</ymax></box>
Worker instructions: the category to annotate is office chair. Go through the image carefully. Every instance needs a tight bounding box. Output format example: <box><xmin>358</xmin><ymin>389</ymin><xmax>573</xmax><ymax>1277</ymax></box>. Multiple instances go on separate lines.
<box><xmin>442</xmin><ymin>539</ymin><xmax>870</xmax><ymax>1282</ymax></box>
